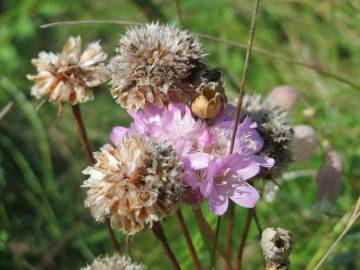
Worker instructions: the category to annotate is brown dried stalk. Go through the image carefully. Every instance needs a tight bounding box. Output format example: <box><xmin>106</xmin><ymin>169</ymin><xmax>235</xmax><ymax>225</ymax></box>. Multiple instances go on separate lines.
<box><xmin>71</xmin><ymin>104</ymin><xmax>121</xmax><ymax>254</ymax></box>
<box><xmin>151</xmin><ymin>222</ymin><xmax>181</xmax><ymax>270</ymax></box>
<box><xmin>40</xmin><ymin>20</ymin><xmax>360</xmax><ymax>91</ymax></box>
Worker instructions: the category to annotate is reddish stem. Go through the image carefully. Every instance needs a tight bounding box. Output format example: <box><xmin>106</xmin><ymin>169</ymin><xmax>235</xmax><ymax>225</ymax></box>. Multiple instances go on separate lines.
<box><xmin>71</xmin><ymin>104</ymin><xmax>121</xmax><ymax>254</ymax></box>
<box><xmin>176</xmin><ymin>209</ymin><xmax>202</xmax><ymax>270</ymax></box>
<box><xmin>236</xmin><ymin>208</ymin><xmax>255</xmax><ymax>270</ymax></box>
<box><xmin>152</xmin><ymin>222</ymin><xmax>181</xmax><ymax>270</ymax></box>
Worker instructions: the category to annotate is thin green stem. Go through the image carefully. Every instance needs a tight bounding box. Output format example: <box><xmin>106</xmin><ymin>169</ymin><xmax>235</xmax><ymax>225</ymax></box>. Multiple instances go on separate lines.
<box><xmin>39</xmin><ymin>19</ymin><xmax>360</xmax><ymax>91</ymax></box>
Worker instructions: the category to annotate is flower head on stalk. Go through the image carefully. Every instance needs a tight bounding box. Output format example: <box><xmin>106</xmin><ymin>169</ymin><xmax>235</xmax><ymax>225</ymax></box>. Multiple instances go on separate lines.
<box><xmin>111</xmin><ymin>104</ymin><xmax>274</xmax><ymax>214</ymax></box>
<box><xmin>108</xmin><ymin>23</ymin><xmax>205</xmax><ymax>111</ymax></box>
<box><xmin>111</xmin><ymin>102</ymin><xmax>204</xmax><ymax>158</ymax></box>
<box><xmin>184</xmin><ymin>117</ymin><xmax>274</xmax><ymax>215</ymax></box>
<box><xmin>27</xmin><ymin>36</ymin><xmax>108</xmax><ymax>105</ymax></box>
<box><xmin>82</xmin><ymin>133</ymin><xmax>186</xmax><ymax>235</ymax></box>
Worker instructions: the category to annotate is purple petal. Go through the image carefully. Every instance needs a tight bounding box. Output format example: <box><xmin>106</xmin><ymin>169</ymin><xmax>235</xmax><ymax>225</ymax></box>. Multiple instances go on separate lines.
<box><xmin>237</xmin><ymin>162</ymin><xmax>260</xmax><ymax>180</ymax></box>
<box><xmin>209</xmin><ymin>193</ymin><xmax>229</xmax><ymax>215</ymax></box>
<box><xmin>110</xmin><ymin>126</ymin><xmax>129</xmax><ymax>145</ymax></box>
<box><xmin>230</xmin><ymin>183</ymin><xmax>259</xmax><ymax>208</ymax></box>
<box><xmin>199</xmin><ymin>129</ymin><xmax>214</xmax><ymax>148</ymax></box>
<box><xmin>185</xmin><ymin>152</ymin><xmax>211</xmax><ymax>170</ymax></box>
<box><xmin>254</xmin><ymin>156</ymin><xmax>275</xmax><ymax>168</ymax></box>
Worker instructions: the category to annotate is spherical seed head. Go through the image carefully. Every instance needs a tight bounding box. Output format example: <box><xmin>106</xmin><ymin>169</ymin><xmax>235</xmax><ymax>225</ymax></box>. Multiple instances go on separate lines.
<box><xmin>242</xmin><ymin>94</ymin><xmax>294</xmax><ymax>179</ymax></box>
<box><xmin>260</xmin><ymin>227</ymin><xmax>293</xmax><ymax>266</ymax></box>
<box><xmin>108</xmin><ymin>23</ymin><xmax>205</xmax><ymax>111</ymax></box>
<box><xmin>82</xmin><ymin>134</ymin><xmax>186</xmax><ymax>235</ymax></box>
<box><xmin>191</xmin><ymin>82</ymin><xmax>225</xmax><ymax>120</ymax></box>
<box><xmin>81</xmin><ymin>254</ymin><xmax>146</xmax><ymax>270</ymax></box>
<box><xmin>27</xmin><ymin>36</ymin><xmax>108</xmax><ymax>105</ymax></box>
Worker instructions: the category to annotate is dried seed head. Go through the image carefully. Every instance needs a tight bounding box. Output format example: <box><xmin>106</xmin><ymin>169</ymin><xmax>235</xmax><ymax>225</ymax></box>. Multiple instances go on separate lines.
<box><xmin>82</xmin><ymin>134</ymin><xmax>186</xmax><ymax>235</ymax></box>
<box><xmin>191</xmin><ymin>82</ymin><xmax>225</xmax><ymax>119</ymax></box>
<box><xmin>242</xmin><ymin>94</ymin><xmax>294</xmax><ymax>179</ymax></box>
<box><xmin>27</xmin><ymin>36</ymin><xmax>108</xmax><ymax>105</ymax></box>
<box><xmin>81</xmin><ymin>254</ymin><xmax>146</xmax><ymax>270</ymax></box>
<box><xmin>108</xmin><ymin>23</ymin><xmax>205</xmax><ymax>111</ymax></box>
<box><xmin>261</xmin><ymin>227</ymin><xmax>293</xmax><ymax>270</ymax></box>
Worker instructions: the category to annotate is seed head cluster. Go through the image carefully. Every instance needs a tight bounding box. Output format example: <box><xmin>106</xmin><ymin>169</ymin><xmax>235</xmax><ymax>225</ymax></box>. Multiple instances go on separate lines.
<box><xmin>82</xmin><ymin>134</ymin><xmax>185</xmax><ymax>235</ymax></box>
<box><xmin>108</xmin><ymin>23</ymin><xmax>205</xmax><ymax>111</ymax></box>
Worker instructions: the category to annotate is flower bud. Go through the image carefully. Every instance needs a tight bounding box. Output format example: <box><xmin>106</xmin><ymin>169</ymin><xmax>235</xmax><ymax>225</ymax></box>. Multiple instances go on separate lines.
<box><xmin>317</xmin><ymin>151</ymin><xmax>342</xmax><ymax>203</ymax></box>
<box><xmin>266</xmin><ymin>85</ymin><xmax>299</xmax><ymax>113</ymax></box>
<box><xmin>190</xmin><ymin>82</ymin><xmax>225</xmax><ymax>120</ymax></box>
<box><xmin>293</xmin><ymin>125</ymin><xmax>318</xmax><ymax>161</ymax></box>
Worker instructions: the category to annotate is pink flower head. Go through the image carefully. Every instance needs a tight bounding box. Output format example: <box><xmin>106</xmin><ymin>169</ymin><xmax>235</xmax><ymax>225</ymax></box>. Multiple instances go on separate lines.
<box><xmin>110</xmin><ymin>103</ymin><xmax>274</xmax><ymax>215</ymax></box>
<box><xmin>112</xmin><ymin>102</ymin><xmax>203</xmax><ymax>157</ymax></box>
<box><xmin>184</xmin><ymin>153</ymin><xmax>263</xmax><ymax>215</ymax></box>
<box><xmin>184</xmin><ymin>117</ymin><xmax>274</xmax><ymax>215</ymax></box>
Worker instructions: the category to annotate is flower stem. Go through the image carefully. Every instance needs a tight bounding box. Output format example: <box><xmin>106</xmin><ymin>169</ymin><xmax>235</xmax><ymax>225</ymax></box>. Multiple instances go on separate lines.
<box><xmin>152</xmin><ymin>222</ymin><xmax>181</xmax><ymax>270</ymax></box>
<box><xmin>225</xmin><ymin>204</ymin><xmax>235</xmax><ymax>270</ymax></box>
<box><xmin>176</xmin><ymin>209</ymin><xmax>202</xmax><ymax>270</ymax></box>
<box><xmin>236</xmin><ymin>208</ymin><xmax>255</xmax><ymax>270</ymax></box>
<box><xmin>192</xmin><ymin>208</ymin><xmax>234</xmax><ymax>268</ymax></box>
<box><xmin>71</xmin><ymin>104</ymin><xmax>121</xmax><ymax>254</ymax></box>
<box><xmin>209</xmin><ymin>216</ymin><xmax>222</xmax><ymax>269</ymax></box>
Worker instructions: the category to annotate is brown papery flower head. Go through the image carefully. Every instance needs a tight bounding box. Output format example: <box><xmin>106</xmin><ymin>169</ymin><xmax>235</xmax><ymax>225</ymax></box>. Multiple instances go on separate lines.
<box><xmin>27</xmin><ymin>36</ymin><xmax>108</xmax><ymax>105</ymax></box>
<box><xmin>108</xmin><ymin>23</ymin><xmax>205</xmax><ymax>111</ymax></box>
<box><xmin>82</xmin><ymin>134</ymin><xmax>186</xmax><ymax>235</ymax></box>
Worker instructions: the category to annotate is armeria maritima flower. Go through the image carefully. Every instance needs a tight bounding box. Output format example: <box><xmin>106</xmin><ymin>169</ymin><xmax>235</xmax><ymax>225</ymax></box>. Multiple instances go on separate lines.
<box><xmin>184</xmin><ymin>117</ymin><xmax>274</xmax><ymax>215</ymax></box>
<box><xmin>27</xmin><ymin>36</ymin><xmax>108</xmax><ymax>105</ymax></box>
<box><xmin>112</xmin><ymin>102</ymin><xmax>204</xmax><ymax>158</ymax></box>
<box><xmin>82</xmin><ymin>133</ymin><xmax>186</xmax><ymax>235</ymax></box>
<box><xmin>81</xmin><ymin>254</ymin><xmax>146</xmax><ymax>270</ymax></box>
<box><xmin>108</xmin><ymin>23</ymin><xmax>205</xmax><ymax>111</ymax></box>
<box><xmin>111</xmin><ymin>104</ymin><xmax>274</xmax><ymax>214</ymax></box>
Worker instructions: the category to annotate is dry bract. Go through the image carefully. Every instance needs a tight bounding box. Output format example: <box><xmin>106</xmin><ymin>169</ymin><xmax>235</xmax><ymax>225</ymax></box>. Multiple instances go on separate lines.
<box><xmin>27</xmin><ymin>36</ymin><xmax>108</xmax><ymax>105</ymax></box>
<box><xmin>82</xmin><ymin>134</ymin><xmax>186</xmax><ymax>235</ymax></box>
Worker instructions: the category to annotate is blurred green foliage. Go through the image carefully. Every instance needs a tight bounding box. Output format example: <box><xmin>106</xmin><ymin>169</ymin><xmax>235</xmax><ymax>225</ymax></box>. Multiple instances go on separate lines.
<box><xmin>0</xmin><ymin>0</ymin><xmax>359</xmax><ymax>269</ymax></box>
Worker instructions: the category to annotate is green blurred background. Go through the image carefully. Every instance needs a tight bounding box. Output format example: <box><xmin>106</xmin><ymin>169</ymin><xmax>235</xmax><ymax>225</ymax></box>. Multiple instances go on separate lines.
<box><xmin>0</xmin><ymin>0</ymin><xmax>359</xmax><ymax>269</ymax></box>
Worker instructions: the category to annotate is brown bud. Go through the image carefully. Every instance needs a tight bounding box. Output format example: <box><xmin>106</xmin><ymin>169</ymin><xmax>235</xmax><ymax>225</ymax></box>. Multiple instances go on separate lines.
<box><xmin>190</xmin><ymin>82</ymin><xmax>225</xmax><ymax>120</ymax></box>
